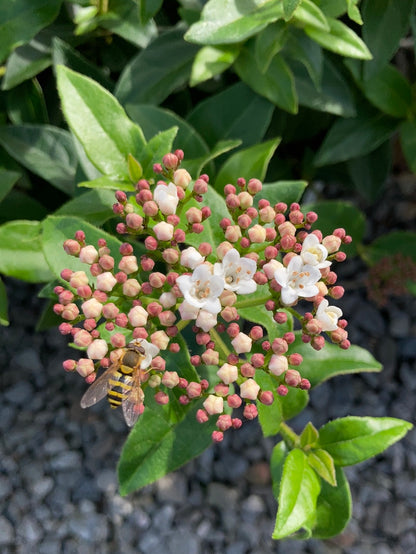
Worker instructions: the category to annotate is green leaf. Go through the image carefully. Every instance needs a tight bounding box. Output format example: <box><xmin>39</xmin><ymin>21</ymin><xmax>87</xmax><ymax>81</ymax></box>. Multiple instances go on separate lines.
<box><xmin>261</xmin><ymin>180</ymin><xmax>307</xmax><ymax>206</ymax></box>
<box><xmin>347</xmin><ymin>140</ymin><xmax>391</xmax><ymax>203</ymax></box>
<box><xmin>115</xmin><ymin>28</ymin><xmax>199</xmax><ymax>107</ymax></box>
<box><xmin>127</xmin><ymin>104</ymin><xmax>210</xmax><ymax>161</ymax></box>
<box><xmin>138</xmin><ymin>0</ymin><xmax>164</xmax><ymax>24</ymax></box>
<box><xmin>279</xmin><ymin>386</ymin><xmax>309</xmax><ymax>421</ymax></box>
<box><xmin>127</xmin><ymin>154</ymin><xmax>143</xmax><ymax>182</ymax></box>
<box><xmin>6</xmin><ymin>79</ymin><xmax>48</xmax><ymax>125</ymax></box>
<box><xmin>0</xmin><ymin>276</ymin><xmax>9</xmax><ymax>326</ymax></box>
<box><xmin>140</xmin><ymin>127</ymin><xmax>179</xmax><ymax>178</ymax></box>
<box><xmin>312</xmin><ymin>466</ymin><xmax>352</xmax><ymax>538</ymax></box>
<box><xmin>314</xmin><ymin>104</ymin><xmax>398</xmax><ymax>166</ymax></box>
<box><xmin>362</xmin><ymin>0</ymin><xmax>413</xmax><ymax>79</ymax></box>
<box><xmin>270</xmin><ymin>441</ymin><xmax>289</xmax><ymax>498</ymax></box>
<box><xmin>182</xmin><ymin>139</ymin><xmax>242</xmax><ymax>177</ymax></box>
<box><xmin>318</xmin><ymin>416</ymin><xmax>413</xmax><ymax>466</ymax></box>
<box><xmin>0</xmin><ymin>169</ymin><xmax>21</xmax><ymax>203</ymax></box>
<box><xmin>285</xmin><ymin>30</ymin><xmax>323</xmax><ymax>89</ymax></box>
<box><xmin>118</xmin><ymin>399</ymin><xmax>217</xmax><ymax>495</ymax></box>
<box><xmin>292</xmin><ymin>57</ymin><xmax>355</xmax><ymax>117</ymax></box>
<box><xmin>292</xmin><ymin>0</ymin><xmax>329</xmax><ymax>32</ymax></box>
<box><xmin>55</xmin><ymin>189</ymin><xmax>116</xmax><ymax>226</ymax></box>
<box><xmin>2</xmin><ymin>32</ymin><xmax>51</xmax><ymax>91</ymax></box>
<box><xmin>187</xmin><ymin>83</ymin><xmax>274</xmax><ymax>150</ymax></box>
<box><xmin>362</xmin><ymin>64</ymin><xmax>412</xmax><ymax>118</ymax></box>
<box><xmin>288</xmin><ymin>332</ymin><xmax>382</xmax><ymax>388</ymax></box>
<box><xmin>190</xmin><ymin>44</ymin><xmax>240</xmax><ymax>86</ymax></box>
<box><xmin>0</xmin><ymin>124</ymin><xmax>77</xmax><ymax>195</ymax></box>
<box><xmin>214</xmin><ymin>138</ymin><xmax>281</xmax><ymax>193</ymax></box>
<box><xmin>78</xmin><ymin>176</ymin><xmax>133</xmax><ymax>192</ymax></box>
<box><xmin>41</xmin><ymin>215</ymin><xmax>123</xmax><ymax>281</ymax></box>
<box><xmin>0</xmin><ymin>220</ymin><xmax>53</xmax><ymax>282</ymax></box>
<box><xmin>256</xmin><ymin>372</ymin><xmax>283</xmax><ymax>437</ymax></box>
<box><xmin>305</xmin><ymin>17</ymin><xmax>372</xmax><ymax>59</ymax></box>
<box><xmin>57</xmin><ymin>66</ymin><xmax>146</xmax><ymax>180</ymax></box>
<box><xmin>315</xmin><ymin>0</ymin><xmax>346</xmax><ymax>18</ymax></box>
<box><xmin>361</xmin><ymin>231</ymin><xmax>416</xmax><ymax>266</ymax></box>
<box><xmin>307</xmin><ymin>449</ymin><xmax>336</xmax><ymax>486</ymax></box>
<box><xmin>52</xmin><ymin>37</ymin><xmax>114</xmax><ymax>91</ymax></box>
<box><xmin>184</xmin><ymin>0</ymin><xmax>284</xmax><ymax>45</ymax></box>
<box><xmin>400</xmin><ymin>120</ymin><xmax>416</xmax><ymax>174</ymax></box>
<box><xmin>300</xmin><ymin>422</ymin><xmax>319</xmax><ymax>448</ymax></box>
<box><xmin>346</xmin><ymin>0</ymin><xmax>362</xmax><ymax>24</ymax></box>
<box><xmin>273</xmin><ymin>448</ymin><xmax>321</xmax><ymax>539</ymax></box>
<box><xmin>235</xmin><ymin>48</ymin><xmax>297</xmax><ymax>114</ymax></box>
<box><xmin>255</xmin><ymin>21</ymin><xmax>288</xmax><ymax>74</ymax></box>
<box><xmin>0</xmin><ymin>0</ymin><xmax>62</xmax><ymax>63</ymax></box>
<box><xmin>283</xmin><ymin>0</ymin><xmax>301</xmax><ymax>20</ymax></box>
<box><xmin>0</xmin><ymin>189</ymin><xmax>48</xmax><ymax>224</ymax></box>
<box><xmin>302</xmin><ymin>200</ymin><xmax>365</xmax><ymax>256</ymax></box>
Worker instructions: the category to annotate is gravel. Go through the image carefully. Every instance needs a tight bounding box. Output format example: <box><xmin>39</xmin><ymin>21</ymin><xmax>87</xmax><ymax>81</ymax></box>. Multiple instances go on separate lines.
<box><xmin>1</xmin><ymin>184</ymin><xmax>416</xmax><ymax>553</ymax></box>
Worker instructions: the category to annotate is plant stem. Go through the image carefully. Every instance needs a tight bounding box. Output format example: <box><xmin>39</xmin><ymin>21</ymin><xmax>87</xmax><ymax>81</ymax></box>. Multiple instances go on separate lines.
<box><xmin>234</xmin><ymin>294</ymin><xmax>271</xmax><ymax>309</ymax></box>
<box><xmin>279</xmin><ymin>421</ymin><xmax>299</xmax><ymax>449</ymax></box>
<box><xmin>210</xmin><ymin>327</ymin><xmax>231</xmax><ymax>360</ymax></box>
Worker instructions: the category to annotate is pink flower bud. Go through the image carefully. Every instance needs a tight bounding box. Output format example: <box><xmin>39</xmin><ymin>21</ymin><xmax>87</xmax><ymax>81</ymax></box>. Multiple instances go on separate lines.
<box><xmin>306</xmin><ymin>211</ymin><xmax>318</xmax><ymax>224</ymax></box>
<box><xmin>187</xmin><ymin>382</ymin><xmax>202</xmax><ymax>398</ymax></box>
<box><xmin>95</xmin><ymin>272</ymin><xmax>117</xmax><ymax>292</ymax></box>
<box><xmin>240</xmin><ymin>363</ymin><xmax>254</xmax><ymax>378</ymax></box>
<box><xmin>259</xmin><ymin>391</ymin><xmax>274</xmax><ymax>405</ymax></box>
<box><xmin>76</xmin><ymin>358</ymin><xmax>95</xmax><ymax>377</ymax></box>
<box><xmin>59</xmin><ymin>322</ymin><xmax>73</xmax><ymax>335</ymax></box>
<box><xmin>63</xmin><ymin>359</ymin><xmax>76</xmax><ymax>371</ymax></box>
<box><xmin>60</xmin><ymin>269</ymin><xmax>73</xmax><ymax>282</ymax></box>
<box><xmin>81</xmin><ymin>298</ymin><xmax>102</xmax><ymax>319</ymax></box>
<box><xmin>128</xmin><ymin>305</ymin><xmax>148</xmax><ymax>327</ymax></box>
<box><xmin>196</xmin><ymin>310</ymin><xmax>217</xmax><ymax>332</ymax></box>
<box><xmin>247</xmin><ymin>224</ymin><xmax>266</xmax><ymax>244</ymax></box>
<box><xmin>311</xmin><ymin>335</ymin><xmax>325</xmax><ymax>350</ymax></box>
<box><xmin>122</xmin><ymin>278</ymin><xmax>141</xmax><ymax>297</ymax></box>
<box><xmin>277</xmin><ymin>384</ymin><xmax>288</xmax><ymax>396</ymax></box>
<box><xmin>278</xmin><ymin>221</ymin><xmax>296</xmax><ymax>237</ymax></box>
<box><xmin>173</xmin><ymin>229</ymin><xmax>185</xmax><ymax>242</ymax></box>
<box><xmin>151</xmin><ymin>330</ymin><xmax>170</xmax><ymax>350</ymax></box>
<box><xmin>288</xmin><ymin>353</ymin><xmax>303</xmax><ymax>366</ymax></box>
<box><xmin>196</xmin><ymin>409</ymin><xmax>209</xmax><ymax>423</ymax></box>
<box><xmin>74</xmin><ymin>329</ymin><xmax>93</xmax><ymax>348</ymax></box>
<box><xmin>305</xmin><ymin>318</ymin><xmax>323</xmax><ymax>335</ymax></box>
<box><xmin>69</xmin><ymin>271</ymin><xmax>89</xmax><ymax>289</ymax></box>
<box><xmin>173</xmin><ymin>168</ymin><xmax>191</xmax><ymax>189</ymax></box>
<box><xmin>87</xmin><ymin>339</ymin><xmax>108</xmax><ymax>360</ymax></box>
<box><xmin>259</xmin><ymin>206</ymin><xmax>276</xmax><ymax>223</ymax></box>
<box><xmin>118</xmin><ymin>255</ymin><xmax>138</xmax><ymax>274</ymax></box>
<box><xmin>162</xmin><ymin>371</ymin><xmax>180</xmax><ymax>388</ymax></box>
<box><xmin>155</xmin><ymin>391</ymin><xmax>170</xmax><ymax>405</ymax></box>
<box><xmin>231</xmin><ymin>332</ymin><xmax>252</xmax><ymax>354</ymax></box>
<box><xmin>247</xmin><ymin>178</ymin><xmax>262</xmax><ymax>194</ymax></box>
<box><xmin>79</xmin><ymin>245</ymin><xmax>98</xmax><ymax>264</ymax></box>
<box><xmin>224</xmin><ymin>225</ymin><xmax>242</xmax><ymax>243</ymax></box>
<box><xmin>274</xmin><ymin>311</ymin><xmax>287</xmax><ymax>324</ymax></box>
<box><xmin>212</xmin><ymin>431</ymin><xmax>224</xmax><ymax>442</ymax></box>
<box><xmin>280</xmin><ymin>234</ymin><xmax>297</xmax><ymax>250</ymax></box>
<box><xmin>110</xmin><ymin>333</ymin><xmax>126</xmax><ymax>348</ymax></box>
<box><xmin>220</xmin><ymin>290</ymin><xmax>237</xmax><ymax>308</ymax></box>
<box><xmin>238</xmin><ymin>191</ymin><xmax>253</xmax><ymax>209</ymax></box>
<box><xmin>322</xmin><ymin>234</ymin><xmax>342</xmax><ymax>254</ymax></box>
<box><xmin>285</xmin><ymin>369</ymin><xmax>301</xmax><ymax>387</ymax></box>
<box><xmin>243</xmin><ymin>404</ymin><xmax>258</xmax><ymax>420</ymax></box>
<box><xmin>201</xmin><ymin>348</ymin><xmax>219</xmax><ymax>366</ymax></box>
<box><xmin>263</xmin><ymin>260</ymin><xmax>283</xmax><ymax>280</ymax></box>
<box><xmin>217</xmin><ymin>363</ymin><xmax>238</xmax><ymax>384</ymax></box>
<box><xmin>162</xmin><ymin>248</ymin><xmax>179</xmax><ymax>264</ymax></box>
<box><xmin>154</xmin><ymin>221</ymin><xmax>174</xmax><ymax>241</ymax></box>
<box><xmin>249</xmin><ymin>326</ymin><xmax>263</xmax><ymax>341</ymax></box>
<box><xmin>330</xmin><ymin>286</ymin><xmax>345</xmax><ymax>299</ymax></box>
<box><xmin>216</xmin><ymin>414</ymin><xmax>232</xmax><ymax>431</ymax></box>
<box><xmin>203</xmin><ymin>395</ymin><xmax>224</xmax><ymax>415</ymax></box>
<box><xmin>59</xmin><ymin>303</ymin><xmax>78</xmax><ymax>320</ymax></box>
<box><xmin>126</xmin><ymin>213</ymin><xmax>143</xmax><ymax>230</ymax></box>
<box><xmin>251</xmin><ymin>353</ymin><xmax>264</xmax><ymax>368</ymax></box>
<box><xmin>185</xmin><ymin>207</ymin><xmax>203</xmax><ymax>224</ymax></box>
<box><xmin>63</xmin><ymin>239</ymin><xmax>81</xmax><ymax>256</ymax></box>
<box><xmin>300</xmin><ymin>378</ymin><xmax>311</xmax><ymax>390</ymax></box>
<box><xmin>268</xmin><ymin>355</ymin><xmax>288</xmax><ymax>376</ymax></box>
<box><xmin>289</xmin><ymin>210</ymin><xmax>304</xmax><ymax>225</ymax></box>
<box><xmin>148</xmin><ymin>272</ymin><xmax>166</xmax><ymax>289</ymax></box>
<box><xmin>163</xmin><ymin>153</ymin><xmax>178</xmax><ymax>169</ymax></box>
<box><xmin>272</xmin><ymin>338</ymin><xmax>288</xmax><ymax>355</ymax></box>
<box><xmin>194</xmin><ymin>178</ymin><xmax>208</xmax><ymax>194</ymax></box>
<box><xmin>240</xmin><ymin>378</ymin><xmax>260</xmax><ymax>400</ymax></box>
<box><xmin>102</xmin><ymin>303</ymin><xmax>119</xmax><ymax>319</ymax></box>
<box><xmin>159</xmin><ymin>311</ymin><xmax>176</xmax><ymax>327</ymax></box>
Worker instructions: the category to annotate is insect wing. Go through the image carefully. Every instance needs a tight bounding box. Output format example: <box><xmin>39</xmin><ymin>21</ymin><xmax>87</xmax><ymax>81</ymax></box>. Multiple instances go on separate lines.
<box><xmin>122</xmin><ymin>375</ymin><xmax>144</xmax><ymax>427</ymax></box>
<box><xmin>80</xmin><ymin>365</ymin><xmax>118</xmax><ymax>408</ymax></box>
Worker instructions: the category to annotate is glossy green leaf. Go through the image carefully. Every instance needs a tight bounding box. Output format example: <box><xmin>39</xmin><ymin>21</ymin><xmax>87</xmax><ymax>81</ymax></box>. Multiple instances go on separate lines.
<box><xmin>285</xmin><ymin>30</ymin><xmax>323</xmax><ymax>89</ymax></box>
<box><xmin>314</xmin><ymin>104</ymin><xmax>398</xmax><ymax>166</ymax></box>
<box><xmin>307</xmin><ymin>449</ymin><xmax>336</xmax><ymax>486</ymax></box>
<box><xmin>312</xmin><ymin>466</ymin><xmax>352</xmax><ymax>538</ymax></box>
<box><xmin>78</xmin><ymin>176</ymin><xmax>133</xmax><ymax>192</ymax></box>
<box><xmin>0</xmin><ymin>277</ymin><xmax>9</xmax><ymax>326</ymax></box>
<box><xmin>300</xmin><ymin>422</ymin><xmax>319</xmax><ymax>448</ymax></box>
<box><xmin>362</xmin><ymin>64</ymin><xmax>412</xmax><ymax>118</ymax></box>
<box><xmin>235</xmin><ymin>47</ymin><xmax>297</xmax><ymax>114</ymax></box>
<box><xmin>0</xmin><ymin>190</ymin><xmax>48</xmax><ymax>224</ymax></box>
<box><xmin>361</xmin><ymin>231</ymin><xmax>416</xmax><ymax>266</ymax></box>
<box><xmin>292</xmin><ymin>0</ymin><xmax>329</xmax><ymax>32</ymax></box>
<box><xmin>182</xmin><ymin>139</ymin><xmax>242</xmax><ymax>178</ymax></box>
<box><xmin>261</xmin><ymin>180</ymin><xmax>307</xmax><ymax>206</ymax></box>
<box><xmin>138</xmin><ymin>0</ymin><xmax>164</xmax><ymax>24</ymax></box>
<box><xmin>127</xmin><ymin>104</ymin><xmax>210</xmax><ymax>162</ymax></box>
<box><xmin>292</xmin><ymin>57</ymin><xmax>355</xmax><ymax>117</ymax></box>
<box><xmin>52</xmin><ymin>37</ymin><xmax>114</xmax><ymax>91</ymax></box>
<box><xmin>0</xmin><ymin>220</ymin><xmax>53</xmax><ymax>282</ymax></box>
<box><xmin>239</xmin><ymin>300</ymin><xmax>293</xmax><ymax>340</ymax></box>
<box><xmin>270</xmin><ymin>441</ymin><xmax>289</xmax><ymax>498</ymax></box>
<box><xmin>346</xmin><ymin>0</ymin><xmax>362</xmax><ymax>24</ymax></box>
<box><xmin>283</xmin><ymin>0</ymin><xmax>301</xmax><ymax>20</ymax></box>
<box><xmin>0</xmin><ymin>0</ymin><xmax>61</xmax><ymax>63</ymax></box>
<box><xmin>305</xmin><ymin>17</ymin><xmax>372</xmax><ymax>59</ymax></box>
<box><xmin>118</xmin><ymin>399</ymin><xmax>217</xmax><ymax>495</ymax></box>
<box><xmin>140</xmin><ymin>127</ymin><xmax>178</xmax><ymax>178</ymax></box>
<box><xmin>2</xmin><ymin>34</ymin><xmax>51</xmax><ymax>91</ymax></box>
<box><xmin>184</xmin><ymin>0</ymin><xmax>284</xmax><ymax>45</ymax></box>
<box><xmin>347</xmin><ymin>140</ymin><xmax>391</xmax><ymax>202</ymax></box>
<box><xmin>187</xmin><ymin>83</ymin><xmax>274</xmax><ymax>150</ymax></box>
<box><xmin>0</xmin><ymin>170</ymin><xmax>21</xmax><ymax>203</ymax></box>
<box><xmin>255</xmin><ymin>372</ymin><xmax>283</xmax><ymax>437</ymax></box>
<box><xmin>190</xmin><ymin>44</ymin><xmax>240</xmax><ymax>86</ymax></box>
<box><xmin>98</xmin><ymin>0</ymin><xmax>157</xmax><ymax>47</ymax></box>
<box><xmin>55</xmin><ymin>189</ymin><xmax>116</xmax><ymax>226</ymax></box>
<box><xmin>273</xmin><ymin>448</ymin><xmax>321</xmax><ymax>539</ymax></box>
<box><xmin>41</xmin><ymin>215</ymin><xmax>123</xmax><ymax>281</ymax></box>
<box><xmin>302</xmin><ymin>200</ymin><xmax>365</xmax><ymax>256</ymax></box>
<box><xmin>115</xmin><ymin>28</ymin><xmax>199</xmax><ymax>107</ymax></box>
<box><xmin>127</xmin><ymin>154</ymin><xmax>143</xmax><ymax>183</ymax></box>
<box><xmin>362</xmin><ymin>0</ymin><xmax>413</xmax><ymax>79</ymax></box>
<box><xmin>315</xmin><ymin>0</ymin><xmax>346</xmax><ymax>18</ymax></box>
<box><xmin>288</xmin><ymin>332</ymin><xmax>382</xmax><ymax>388</ymax></box>
<box><xmin>0</xmin><ymin>124</ymin><xmax>77</xmax><ymax>195</ymax></box>
<box><xmin>255</xmin><ymin>21</ymin><xmax>288</xmax><ymax>74</ymax></box>
<box><xmin>400</xmin><ymin>120</ymin><xmax>416</xmax><ymax>174</ymax></box>
<box><xmin>214</xmin><ymin>138</ymin><xmax>281</xmax><ymax>193</ymax></box>
<box><xmin>6</xmin><ymin>79</ymin><xmax>48</xmax><ymax>124</ymax></box>
<box><xmin>279</xmin><ymin>387</ymin><xmax>309</xmax><ymax>421</ymax></box>
<box><xmin>318</xmin><ymin>416</ymin><xmax>413</xmax><ymax>466</ymax></box>
<box><xmin>57</xmin><ymin>66</ymin><xmax>146</xmax><ymax>180</ymax></box>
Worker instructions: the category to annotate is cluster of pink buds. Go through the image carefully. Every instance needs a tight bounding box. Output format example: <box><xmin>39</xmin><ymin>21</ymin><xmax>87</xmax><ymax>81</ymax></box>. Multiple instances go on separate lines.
<box><xmin>55</xmin><ymin>150</ymin><xmax>351</xmax><ymax>441</ymax></box>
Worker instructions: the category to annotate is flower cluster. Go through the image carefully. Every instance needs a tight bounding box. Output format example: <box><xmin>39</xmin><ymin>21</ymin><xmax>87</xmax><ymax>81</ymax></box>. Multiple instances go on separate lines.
<box><xmin>55</xmin><ymin>150</ymin><xmax>351</xmax><ymax>441</ymax></box>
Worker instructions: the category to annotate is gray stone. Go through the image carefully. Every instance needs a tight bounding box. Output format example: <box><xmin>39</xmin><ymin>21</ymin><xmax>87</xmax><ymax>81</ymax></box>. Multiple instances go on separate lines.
<box><xmin>207</xmin><ymin>483</ymin><xmax>238</xmax><ymax>510</ymax></box>
<box><xmin>38</xmin><ymin>540</ymin><xmax>62</xmax><ymax>554</ymax></box>
<box><xmin>5</xmin><ymin>381</ymin><xmax>34</xmax><ymax>405</ymax></box>
<box><xmin>152</xmin><ymin>504</ymin><xmax>175</xmax><ymax>531</ymax></box>
<box><xmin>389</xmin><ymin>311</ymin><xmax>410</xmax><ymax>338</ymax></box>
<box><xmin>12</xmin><ymin>347</ymin><xmax>43</xmax><ymax>372</ymax></box>
<box><xmin>155</xmin><ymin>472</ymin><xmax>187</xmax><ymax>504</ymax></box>
<box><xmin>50</xmin><ymin>450</ymin><xmax>82</xmax><ymax>471</ymax></box>
<box><xmin>0</xmin><ymin>475</ymin><xmax>12</xmax><ymax>501</ymax></box>
<box><xmin>166</xmin><ymin>529</ymin><xmax>201</xmax><ymax>554</ymax></box>
<box><xmin>43</xmin><ymin>437</ymin><xmax>69</xmax><ymax>455</ymax></box>
<box><xmin>0</xmin><ymin>516</ymin><xmax>14</xmax><ymax>545</ymax></box>
<box><xmin>225</xmin><ymin>542</ymin><xmax>248</xmax><ymax>554</ymax></box>
<box><xmin>67</xmin><ymin>513</ymin><xmax>109</xmax><ymax>542</ymax></box>
<box><xmin>241</xmin><ymin>494</ymin><xmax>266</xmax><ymax>519</ymax></box>
<box><xmin>96</xmin><ymin>469</ymin><xmax>118</xmax><ymax>494</ymax></box>
<box><xmin>138</xmin><ymin>532</ymin><xmax>168</xmax><ymax>553</ymax></box>
<box><xmin>17</xmin><ymin>516</ymin><xmax>43</xmax><ymax>544</ymax></box>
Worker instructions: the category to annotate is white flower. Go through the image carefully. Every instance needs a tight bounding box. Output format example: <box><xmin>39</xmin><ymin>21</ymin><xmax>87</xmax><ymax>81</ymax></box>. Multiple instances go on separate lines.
<box><xmin>153</xmin><ymin>182</ymin><xmax>179</xmax><ymax>215</ymax></box>
<box><xmin>214</xmin><ymin>248</ymin><xmax>257</xmax><ymax>294</ymax></box>
<box><xmin>315</xmin><ymin>299</ymin><xmax>343</xmax><ymax>331</ymax></box>
<box><xmin>130</xmin><ymin>338</ymin><xmax>159</xmax><ymax>369</ymax></box>
<box><xmin>196</xmin><ymin>309</ymin><xmax>217</xmax><ymax>331</ymax></box>
<box><xmin>274</xmin><ymin>255</ymin><xmax>321</xmax><ymax>306</ymax></box>
<box><xmin>178</xmin><ymin>300</ymin><xmax>200</xmax><ymax>321</ymax></box>
<box><xmin>301</xmin><ymin>234</ymin><xmax>331</xmax><ymax>269</ymax></box>
<box><xmin>180</xmin><ymin>246</ymin><xmax>205</xmax><ymax>269</ymax></box>
<box><xmin>153</xmin><ymin>221</ymin><xmax>174</xmax><ymax>241</ymax></box>
<box><xmin>176</xmin><ymin>264</ymin><xmax>224</xmax><ymax>315</ymax></box>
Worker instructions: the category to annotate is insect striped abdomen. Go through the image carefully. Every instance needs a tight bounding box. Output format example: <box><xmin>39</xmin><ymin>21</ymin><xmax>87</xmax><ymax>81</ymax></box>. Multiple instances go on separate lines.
<box><xmin>107</xmin><ymin>366</ymin><xmax>134</xmax><ymax>408</ymax></box>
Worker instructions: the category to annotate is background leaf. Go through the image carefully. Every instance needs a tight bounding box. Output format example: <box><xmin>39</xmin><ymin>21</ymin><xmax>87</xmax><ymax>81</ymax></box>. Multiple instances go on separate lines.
<box><xmin>0</xmin><ymin>169</ymin><xmax>21</xmax><ymax>203</ymax></box>
<box><xmin>362</xmin><ymin>64</ymin><xmax>412</xmax><ymax>118</ymax></box>
<box><xmin>54</xmin><ymin>189</ymin><xmax>117</xmax><ymax>226</ymax></box>
<box><xmin>190</xmin><ymin>44</ymin><xmax>240</xmax><ymax>86</ymax></box>
<box><xmin>305</xmin><ymin>17</ymin><xmax>371</xmax><ymax>59</ymax></box>
<box><xmin>360</xmin><ymin>231</ymin><xmax>416</xmax><ymax>265</ymax></box>
<box><xmin>6</xmin><ymin>79</ymin><xmax>49</xmax><ymax>124</ymax></box>
<box><xmin>261</xmin><ymin>180</ymin><xmax>307</xmax><ymax>206</ymax></box>
<box><xmin>400</xmin><ymin>120</ymin><xmax>416</xmax><ymax>174</ymax></box>
<box><xmin>0</xmin><ymin>276</ymin><xmax>9</xmax><ymax>326</ymax></box>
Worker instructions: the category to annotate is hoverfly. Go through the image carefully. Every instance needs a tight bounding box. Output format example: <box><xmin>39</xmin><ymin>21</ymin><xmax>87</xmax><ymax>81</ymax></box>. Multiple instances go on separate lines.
<box><xmin>80</xmin><ymin>340</ymin><xmax>147</xmax><ymax>427</ymax></box>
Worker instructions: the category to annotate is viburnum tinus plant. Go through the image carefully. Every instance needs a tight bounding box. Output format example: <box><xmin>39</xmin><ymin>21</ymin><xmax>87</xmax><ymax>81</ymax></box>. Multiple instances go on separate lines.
<box><xmin>49</xmin><ymin>66</ymin><xmax>412</xmax><ymax>541</ymax></box>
